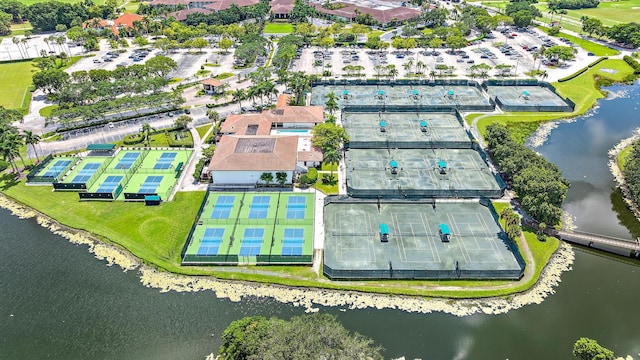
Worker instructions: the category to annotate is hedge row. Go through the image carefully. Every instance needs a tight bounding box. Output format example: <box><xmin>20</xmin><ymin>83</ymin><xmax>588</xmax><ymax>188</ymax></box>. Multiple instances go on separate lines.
<box><xmin>557</xmin><ymin>56</ymin><xmax>609</xmax><ymax>82</ymax></box>
<box><xmin>623</xmin><ymin>56</ymin><xmax>640</xmax><ymax>74</ymax></box>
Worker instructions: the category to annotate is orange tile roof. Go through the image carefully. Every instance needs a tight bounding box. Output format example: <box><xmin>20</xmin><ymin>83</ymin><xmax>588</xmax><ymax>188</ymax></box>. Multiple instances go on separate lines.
<box><xmin>201</xmin><ymin>78</ymin><xmax>224</xmax><ymax>87</ymax></box>
<box><xmin>220</xmin><ymin>113</ymin><xmax>273</xmax><ymax>135</ymax></box>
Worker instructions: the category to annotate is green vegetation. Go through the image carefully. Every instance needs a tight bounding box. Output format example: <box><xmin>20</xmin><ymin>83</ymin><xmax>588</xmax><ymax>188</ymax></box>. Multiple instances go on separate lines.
<box><xmin>486</xmin><ymin>123</ymin><xmax>569</xmax><ymax>225</ymax></box>
<box><xmin>621</xmin><ymin>139</ymin><xmax>640</xmax><ymax>207</ymax></box>
<box><xmin>214</xmin><ymin>72</ymin><xmax>233</xmax><ymax>80</ymax></box>
<box><xmin>618</xmin><ymin>145</ymin><xmax>632</xmax><ymax>171</ymax></box>
<box><xmin>196</xmin><ymin>124</ymin><xmax>212</xmax><ymax>140</ymax></box>
<box><xmin>218</xmin><ymin>314</ymin><xmax>383</xmax><ymax>360</ymax></box>
<box><xmin>195</xmin><ymin>69</ymin><xmax>210</xmax><ymax>77</ymax></box>
<box><xmin>38</xmin><ymin>104</ymin><xmax>57</xmax><ymax>117</ymax></box>
<box><xmin>14</xmin><ymin>0</ymin><xmax>105</xmax><ymax>5</ymax></box>
<box><xmin>573</xmin><ymin>338</ymin><xmax>615</xmax><ymax>360</ymax></box>
<box><xmin>538</xmin><ymin>26</ymin><xmax>618</xmax><ymax>56</ymax></box>
<box><xmin>0</xmin><ymin>60</ymin><xmax>35</xmax><ymax>109</ymax></box>
<box><xmin>313</xmin><ymin>173</ymin><xmax>338</xmax><ymax>194</ymax></box>
<box><xmin>263</xmin><ymin>22</ymin><xmax>293</xmax><ymax>34</ymax></box>
<box><xmin>475</xmin><ymin>59</ymin><xmax>635</xmax><ymax>141</ymax></box>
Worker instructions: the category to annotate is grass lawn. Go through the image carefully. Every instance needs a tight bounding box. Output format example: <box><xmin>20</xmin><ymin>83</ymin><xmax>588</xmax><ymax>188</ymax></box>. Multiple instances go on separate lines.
<box><xmin>196</xmin><ymin>124</ymin><xmax>212</xmax><ymax>140</ymax></box>
<box><xmin>263</xmin><ymin>23</ymin><xmax>293</xmax><ymax>34</ymax></box>
<box><xmin>535</xmin><ymin>0</ymin><xmax>640</xmax><ymax>27</ymax></box>
<box><xmin>475</xmin><ymin>59</ymin><xmax>636</xmax><ymax>142</ymax></box>
<box><xmin>114</xmin><ymin>129</ymin><xmax>193</xmax><ymax>148</ymax></box>
<box><xmin>16</xmin><ymin>0</ymin><xmax>105</xmax><ymax>5</ymax></box>
<box><xmin>537</xmin><ymin>26</ymin><xmax>619</xmax><ymax>56</ymax></box>
<box><xmin>214</xmin><ymin>72</ymin><xmax>233</xmax><ymax>80</ymax></box>
<box><xmin>313</xmin><ymin>173</ymin><xmax>338</xmax><ymax>194</ymax></box>
<box><xmin>0</xmin><ymin>60</ymin><xmax>35</xmax><ymax>110</ymax></box>
<box><xmin>618</xmin><ymin>145</ymin><xmax>633</xmax><ymax>171</ymax></box>
<box><xmin>39</xmin><ymin>105</ymin><xmax>58</xmax><ymax>117</ymax></box>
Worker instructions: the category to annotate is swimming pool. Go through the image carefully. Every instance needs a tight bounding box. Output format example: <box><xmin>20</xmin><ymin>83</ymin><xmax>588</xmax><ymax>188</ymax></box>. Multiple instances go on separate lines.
<box><xmin>271</xmin><ymin>129</ymin><xmax>311</xmax><ymax>135</ymax></box>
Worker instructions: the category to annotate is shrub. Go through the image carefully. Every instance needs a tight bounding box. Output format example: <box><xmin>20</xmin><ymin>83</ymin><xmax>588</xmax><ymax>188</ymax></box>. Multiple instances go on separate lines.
<box><xmin>623</xmin><ymin>55</ymin><xmax>640</xmax><ymax>74</ymax></box>
<box><xmin>307</xmin><ymin>168</ymin><xmax>318</xmax><ymax>182</ymax></box>
<box><xmin>0</xmin><ymin>160</ymin><xmax>8</xmax><ymax>172</ymax></box>
<box><xmin>192</xmin><ymin>157</ymin><xmax>207</xmax><ymax>180</ymax></box>
<box><xmin>298</xmin><ymin>174</ymin><xmax>311</xmax><ymax>185</ymax></box>
<box><xmin>123</xmin><ymin>134</ymin><xmax>144</xmax><ymax>145</ymax></box>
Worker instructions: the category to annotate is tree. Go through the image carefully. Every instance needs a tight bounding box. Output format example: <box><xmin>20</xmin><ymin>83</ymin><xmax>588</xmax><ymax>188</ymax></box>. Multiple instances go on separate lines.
<box><xmin>174</xmin><ymin>114</ymin><xmax>192</xmax><ymax>130</ymax></box>
<box><xmin>573</xmin><ymin>338</ymin><xmax>615</xmax><ymax>360</ymax></box>
<box><xmin>511</xmin><ymin>10</ymin><xmax>534</xmax><ymax>28</ymax></box>
<box><xmin>218</xmin><ymin>37</ymin><xmax>233</xmax><ymax>53</ymax></box>
<box><xmin>285</xmin><ymin>71</ymin><xmax>313</xmax><ymax>106</ymax></box>
<box><xmin>145</xmin><ymin>55</ymin><xmax>177</xmax><ymax>78</ymax></box>
<box><xmin>132</xmin><ymin>36</ymin><xmax>149</xmax><ymax>47</ymax></box>
<box><xmin>140</xmin><ymin>122</ymin><xmax>154</xmax><ymax>147</ymax></box>
<box><xmin>0</xmin><ymin>10</ymin><xmax>11</xmax><ymax>36</ymax></box>
<box><xmin>323</xmin><ymin>147</ymin><xmax>341</xmax><ymax>180</ymax></box>
<box><xmin>275</xmin><ymin>171</ymin><xmax>288</xmax><ymax>185</ymax></box>
<box><xmin>217</xmin><ymin>314</ymin><xmax>383</xmax><ymax>360</ymax></box>
<box><xmin>581</xmin><ymin>17</ymin><xmax>603</xmax><ymax>37</ymax></box>
<box><xmin>259</xmin><ymin>172</ymin><xmax>273</xmax><ymax>186</ymax></box>
<box><xmin>22</xmin><ymin>130</ymin><xmax>41</xmax><ymax>162</ymax></box>
<box><xmin>324</xmin><ymin>91</ymin><xmax>338</xmax><ymax>115</ymax></box>
<box><xmin>544</xmin><ymin>45</ymin><xmax>577</xmax><ymax>63</ymax></box>
<box><xmin>312</xmin><ymin>122</ymin><xmax>349</xmax><ymax>153</ymax></box>
<box><xmin>232</xmin><ymin>88</ymin><xmax>246</xmax><ymax>112</ymax></box>
<box><xmin>536</xmin><ymin>222</ymin><xmax>547</xmax><ymax>241</ymax></box>
<box><xmin>446</xmin><ymin>35</ymin><xmax>466</xmax><ymax>53</ymax></box>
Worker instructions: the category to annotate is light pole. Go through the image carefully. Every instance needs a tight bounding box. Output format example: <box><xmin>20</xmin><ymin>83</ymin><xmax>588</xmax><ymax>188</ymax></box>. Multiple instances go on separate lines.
<box><xmin>514</xmin><ymin>57</ymin><xmax>520</xmax><ymax>78</ymax></box>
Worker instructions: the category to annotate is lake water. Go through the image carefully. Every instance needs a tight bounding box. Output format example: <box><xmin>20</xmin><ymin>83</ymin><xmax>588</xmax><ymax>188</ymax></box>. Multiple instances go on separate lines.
<box><xmin>2</xmin><ymin>83</ymin><xmax>640</xmax><ymax>359</ymax></box>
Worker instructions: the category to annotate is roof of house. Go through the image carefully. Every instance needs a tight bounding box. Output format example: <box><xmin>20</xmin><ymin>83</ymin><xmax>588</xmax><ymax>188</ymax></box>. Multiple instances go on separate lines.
<box><xmin>297</xmin><ymin>149</ymin><xmax>323</xmax><ymax>163</ymax></box>
<box><xmin>150</xmin><ymin>0</ymin><xmax>192</xmax><ymax>6</ymax></box>
<box><xmin>208</xmin><ymin>135</ymin><xmax>298</xmax><ymax>172</ymax></box>
<box><xmin>220</xmin><ymin>113</ymin><xmax>273</xmax><ymax>135</ymax></box>
<box><xmin>276</xmin><ymin>94</ymin><xmax>291</xmax><ymax>108</ymax></box>
<box><xmin>270</xmin><ymin>0</ymin><xmax>294</xmax><ymax>14</ymax></box>
<box><xmin>201</xmin><ymin>78</ymin><xmax>224</xmax><ymax>87</ymax></box>
<box><xmin>169</xmin><ymin>8</ymin><xmax>213</xmax><ymax>21</ymax></box>
<box><xmin>204</xmin><ymin>0</ymin><xmax>260</xmax><ymax>11</ymax></box>
<box><xmin>85</xmin><ymin>13</ymin><xmax>146</xmax><ymax>35</ymax></box>
<box><xmin>310</xmin><ymin>2</ymin><xmax>420</xmax><ymax>24</ymax></box>
<box><xmin>221</xmin><ymin>101</ymin><xmax>323</xmax><ymax>135</ymax></box>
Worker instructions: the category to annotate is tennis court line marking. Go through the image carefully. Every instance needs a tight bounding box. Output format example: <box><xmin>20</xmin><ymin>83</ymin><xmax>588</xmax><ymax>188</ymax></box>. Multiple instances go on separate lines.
<box><xmin>391</xmin><ymin>212</ymin><xmax>439</xmax><ymax>263</ymax></box>
<box><xmin>446</xmin><ymin>212</ymin><xmax>471</xmax><ymax>263</ymax></box>
<box><xmin>335</xmin><ymin>211</ymin><xmax>374</xmax><ymax>263</ymax></box>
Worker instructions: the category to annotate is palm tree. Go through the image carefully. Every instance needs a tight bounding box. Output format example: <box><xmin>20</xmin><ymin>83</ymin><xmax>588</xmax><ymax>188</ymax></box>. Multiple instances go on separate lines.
<box><xmin>232</xmin><ymin>88</ymin><xmax>246</xmax><ymax>113</ymax></box>
<box><xmin>558</xmin><ymin>9</ymin><xmax>568</xmax><ymax>27</ymax></box>
<box><xmin>140</xmin><ymin>122</ymin><xmax>154</xmax><ymax>147</ymax></box>
<box><xmin>323</xmin><ymin>148</ymin><xmax>341</xmax><ymax>180</ymax></box>
<box><xmin>388</xmin><ymin>66</ymin><xmax>399</xmax><ymax>80</ymax></box>
<box><xmin>22</xmin><ymin>130</ymin><xmax>41</xmax><ymax>162</ymax></box>
<box><xmin>12</xmin><ymin>37</ymin><xmax>24</xmax><ymax>59</ymax></box>
<box><xmin>548</xmin><ymin>6</ymin><xmax>559</xmax><ymax>25</ymax></box>
<box><xmin>429</xmin><ymin>70</ymin><xmax>437</xmax><ymax>81</ymax></box>
<box><xmin>538</xmin><ymin>70</ymin><xmax>549</xmax><ymax>81</ymax></box>
<box><xmin>0</xmin><ymin>131</ymin><xmax>25</xmax><ymax>171</ymax></box>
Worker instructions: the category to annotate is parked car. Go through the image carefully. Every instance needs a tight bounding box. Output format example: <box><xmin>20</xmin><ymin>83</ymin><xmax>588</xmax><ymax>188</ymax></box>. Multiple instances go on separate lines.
<box><xmin>93</xmin><ymin>59</ymin><xmax>101</xmax><ymax>63</ymax></box>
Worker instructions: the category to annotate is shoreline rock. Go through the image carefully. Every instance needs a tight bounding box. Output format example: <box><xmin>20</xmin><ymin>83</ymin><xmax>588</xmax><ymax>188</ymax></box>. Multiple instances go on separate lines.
<box><xmin>608</xmin><ymin>127</ymin><xmax>640</xmax><ymax>225</ymax></box>
<box><xmin>0</xmin><ymin>193</ymin><xmax>574</xmax><ymax>316</ymax></box>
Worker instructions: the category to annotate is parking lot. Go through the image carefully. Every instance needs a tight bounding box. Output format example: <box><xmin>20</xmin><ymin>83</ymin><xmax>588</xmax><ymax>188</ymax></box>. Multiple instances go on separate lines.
<box><xmin>291</xmin><ymin>25</ymin><xmax>594</xmax><ymax>80</ymax></box>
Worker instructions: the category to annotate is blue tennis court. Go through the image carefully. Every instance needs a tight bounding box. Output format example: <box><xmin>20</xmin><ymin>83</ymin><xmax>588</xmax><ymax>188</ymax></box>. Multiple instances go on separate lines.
<box><xmin>43</xmin><ymin>160</ymin><xmax>72</xmax><ymax>178</ymax></box>
<box><xmin>71</xmin><ymin>162</ymin><xmax>101</xmax><ymax>183</ymax></box>
<box><xmin>115</xmin><ymin>153</ymin><xmax>139</xmax><ymax>170</ymax></box>
<box><xmin>96</xmin><ymin>175</ymin><xmax>123</xmax><ymax>193</ymax></box>
<box><xmin>248</xmin><ymin>196</ymin><xmax>271</xmax><ymax>219</ymax></box>
<box><xmin>239</xmin><ymin>228</ymin><xmax>264</xmax><ymax>256</ymax></box>
<box><xmin>154</xmin><ymin>152</ymin><xmax>177</xmax><ymax>170</ymax></box>
<box><xmin>282</xmin><ymin>228</ymin><xmax>304</xmax><ymax>256</ymax></box>
<box><xmin>286</xmin><ymin>196</ymin><xmax>307</xmax><ymax>219</ymax></box>
<box><xmin>138</xmin><ymin>175</ymin><xmax>163</xmax><ymax>194</ymax></box>
<box><xmin>211</xmin><ymin>195</ymin><xmax>235</xmax><ymax>219</ymax></box>
<box><xmin>197</xmin><ymin>228</ymin><xmax>224</xmax><ymax>256</ymax></box>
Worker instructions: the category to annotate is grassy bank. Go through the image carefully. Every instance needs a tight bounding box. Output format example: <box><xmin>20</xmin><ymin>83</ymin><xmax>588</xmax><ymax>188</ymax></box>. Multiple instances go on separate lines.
<box><xmin>473</xmin><ymin>58</ymin><xmax>636</xmax><ymax>142</ymax></box>
<box><xmin>0</xmin><ymin>177</ymin><xmax>562</xmax><ymax>298</ymax></box>
<box><xmin>618</xmin><ymin>145</ymin><xmax>633</xmax><ymax>171</ymax></box>
<box><xmin>537</xmin><ymin>26</ymin><xmax>619</xmax><ymax>56</ymax></box>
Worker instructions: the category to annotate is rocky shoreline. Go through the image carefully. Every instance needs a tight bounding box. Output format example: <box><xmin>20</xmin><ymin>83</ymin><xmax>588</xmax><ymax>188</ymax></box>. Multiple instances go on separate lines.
<box><xmin>0</xmin><ymin>194</ymin><xmax>574</xmax><ymax>316</ymax></box>
<box><xmin>608</xmin><ymin>127</ymin><xmax>640</xmax><ymax>225</ymax></box>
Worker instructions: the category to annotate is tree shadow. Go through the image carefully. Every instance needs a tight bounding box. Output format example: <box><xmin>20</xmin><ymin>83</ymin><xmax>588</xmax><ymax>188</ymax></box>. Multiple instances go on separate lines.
<box><xmin>0</xmin><ymin>172</ymin><xmax>20</xmax><ymax>191</ymax></box>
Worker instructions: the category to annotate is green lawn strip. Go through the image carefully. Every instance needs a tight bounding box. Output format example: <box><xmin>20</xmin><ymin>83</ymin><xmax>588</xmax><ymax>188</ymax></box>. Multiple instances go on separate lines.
<box><xmin>196</xmin><ymin>124</ymin><xmax>212</xmax><ymax>140</ymax></box>
<box><xmin>0</xmin><ymin>179</ymin><xmax>563</xmax><ymax>298</ymax></box>
<box><xmin>320</xmin><ymin>163</ymin><xmax>337</xmax><ymax>171</ymax></box>
<box><xmin>122</xmin><ymin>0</ymin><xmax>140</xmax><ymax>13</ymax></box>
<box><xmin>477</xmin><ymin>59</ymin><xmax>635</xmax><ymax>141</ymax></box>
<box><xmin>536</xmin><ymin>26</ymin><xmax>618</xmax><ymax>56</ymax></box>
<box><xmin>39</xmin><ymin>105</ymin><xmax>58</xmax><ymax>117</ymax></box>
<box><xmin>263</xmin><ymin>23</ymin><xmax>293</xmax><ymax>34</ymax></box>
<box><xmin>618</xmin><ymin>145</ymin><xmax>632</xmax><ymax>171</ymax></box>
<box><xmin>535</xmin><ymin>0</ymin><xmax>640</xmax><ymax>27</ymax></box>
<box><xmin>463</xmin><ymin>113</ymin><xmax>485</xmax><ymax>126</ymax></box>
<box><xmin>214</xmin><ymin>72</ymin><xmax>233</xmax><ymax>80</ymax></box>
<box><xmin>15</xmin><ymin>0</ymin><xmax>105</xmax><ymax>5</ymax></box>
<box><xmin>0</xmin><ymin>60</ymin><xmax>35</xmax><ymax>109</ymax></box>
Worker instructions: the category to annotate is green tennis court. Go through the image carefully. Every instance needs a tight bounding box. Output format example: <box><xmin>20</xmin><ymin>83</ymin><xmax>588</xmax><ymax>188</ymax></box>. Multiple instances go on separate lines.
<box><xmin>33</xmin><ymin>157</ymin><xmax>78</xmax><ymax>181</ymax></box>
<box><xmin>182</xmin><ymin>191</ymin><xmax>315</xmax><ymax>265</ymax></box>
<box><xmin>61</xmin><ymin>157</ymin><xmax>111</xmax><ymax>184</ymax></box>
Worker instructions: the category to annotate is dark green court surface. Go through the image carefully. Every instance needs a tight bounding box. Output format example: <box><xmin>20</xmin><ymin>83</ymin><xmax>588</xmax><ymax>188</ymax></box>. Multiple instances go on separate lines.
<box><xmin>323</xmin><ymin>199</ymin><xmax>525</xmax><ymax>280</ymax></box>
<box><xmin>343</xmin><ymin>111</ymin><xmax>472</xmax><ymax>149</ymax></box>
<box><xmin>345</xmin><ymin>148</ymin><xmax>503</xmax><ymax>198</ymax></box>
